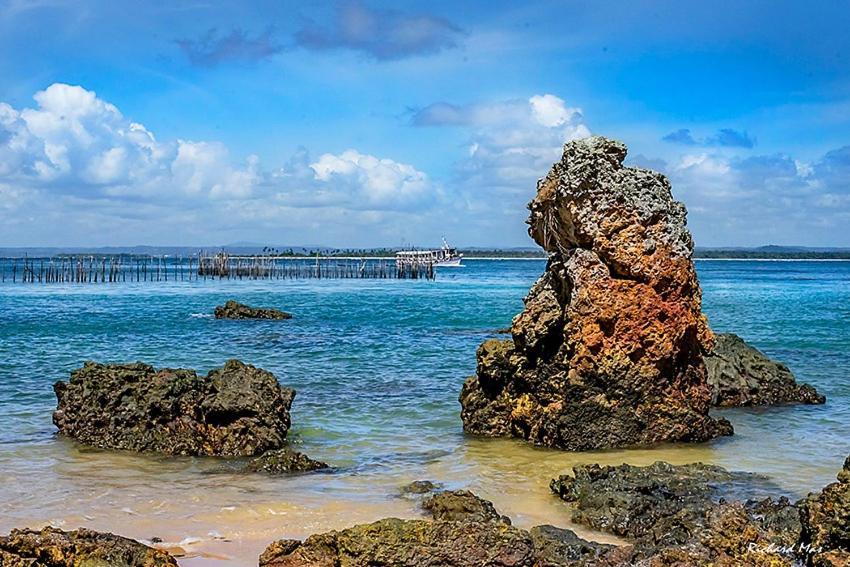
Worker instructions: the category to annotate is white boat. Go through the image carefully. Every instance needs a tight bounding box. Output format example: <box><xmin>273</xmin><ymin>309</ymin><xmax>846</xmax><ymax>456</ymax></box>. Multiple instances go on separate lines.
<box><xmin>396</xmin><ymin>238</ymin><xmax>463</xmax><ymax>268</ymax></box>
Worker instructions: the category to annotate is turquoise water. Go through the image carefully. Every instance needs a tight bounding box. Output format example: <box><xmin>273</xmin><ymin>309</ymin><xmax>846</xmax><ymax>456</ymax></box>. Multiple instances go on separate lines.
<box><xmin>0</xmin><ymin>259</ymin><xmax>848</xmax><ymax>564</ymax></box>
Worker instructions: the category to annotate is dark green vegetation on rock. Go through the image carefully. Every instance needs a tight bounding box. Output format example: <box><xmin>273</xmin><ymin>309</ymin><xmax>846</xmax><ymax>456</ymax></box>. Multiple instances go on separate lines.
<box><xmin>707</xmin><ymin>332</ymin><xmax>825</xmax><ymax>407</ymax></box>
<box><xmin>258</xmin><ymin>490</ymin><xmax>612</xmax><ymax>567</ymax></box>
<box><xmin>245</xmin><ymin>448</ymin><xmax>329</xmax><ymax>474</ymax></box>
<box><xmin>53</xmin><ymin>359</ymin><xmax>294</xmax><ymax>457</ymax></box>
<box><xmin>460</xmin><ymin>137</ymin><xmax>732</xmax><ymax>451</ymax></box>
<box><xmin>214</xmin><ymin>300</ymin><xmax>292</xmax><ymax>320</ymax></box>
<box><xmin>0</xmin><ymin>526</ymin><xmax>178</xmax><ymax>566</ymax></box>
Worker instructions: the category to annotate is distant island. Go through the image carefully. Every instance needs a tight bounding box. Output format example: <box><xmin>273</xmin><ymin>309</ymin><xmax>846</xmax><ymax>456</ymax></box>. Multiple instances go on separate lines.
<box><xmin>2</xmin><ymin>244</ymin><xmax>850</xmax><ymax>259</ymax></box>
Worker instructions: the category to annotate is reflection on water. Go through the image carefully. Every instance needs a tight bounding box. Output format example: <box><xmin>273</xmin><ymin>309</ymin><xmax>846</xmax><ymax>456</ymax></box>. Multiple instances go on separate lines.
<box><xmin>1</xmin><ymin>260</ymin><xmax>849</xmax><ymax>565</ymax></box>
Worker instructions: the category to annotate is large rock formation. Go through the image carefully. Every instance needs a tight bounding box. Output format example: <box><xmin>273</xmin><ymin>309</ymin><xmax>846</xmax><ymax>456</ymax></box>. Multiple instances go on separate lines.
<box><xmin>53</xmin><ymin>359</ymin><xmax>294</xmax><ymax>457</ymax></box>
<box><xmin>214</xmin><ymin>300</ymin><xmax>292</xmax><ymax>320</ymax></box>
<box><xmin>706</xmin><ymin>333</ymin><xmax>825</xmax><ymax>407</ymax></box>
<box><xmin>258</xmin><ymin>490</ymin><xmax>612</xmax><ymax>567</ymax></box>
<box><xmin>0</xmin><ymin>527</ymin><xmax>178</xmax><ymax>566</ymax></box>
<box><xmin>460</xmin><ymin>136</ymin><xmax>732</xmax><ymax>450</ymax></box>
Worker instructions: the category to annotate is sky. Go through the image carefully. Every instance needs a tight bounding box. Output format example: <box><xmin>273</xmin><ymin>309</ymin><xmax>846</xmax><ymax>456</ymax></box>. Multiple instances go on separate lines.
<box><xmin>1</xmin><ymin>0</ymin><xmax>849</xmax><ymax>248</ymax></box>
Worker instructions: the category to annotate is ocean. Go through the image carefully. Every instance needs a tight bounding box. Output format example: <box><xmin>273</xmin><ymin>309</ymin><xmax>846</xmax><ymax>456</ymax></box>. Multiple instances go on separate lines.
<box><xmin>0</xmin><ymin>259</ymin><xmax>848</xmax><ymax>564</ymax></box>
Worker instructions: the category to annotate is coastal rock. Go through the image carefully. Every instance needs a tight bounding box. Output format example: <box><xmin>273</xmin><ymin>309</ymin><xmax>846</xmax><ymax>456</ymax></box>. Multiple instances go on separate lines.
<box><xmin>0</xmin><ymin>526</ymin><xmax>178</xmax><ymax>566</ymax></box>
<box><xmin>550</xmin><ymin>461</ymin><xmax>745</xmax><ymax>538</ymax></box>
<box><xmin>53</xmin><ymin>359</ymin><xmax>294</xmax><ymax>457</ymax></box>
<box><xmin>800</xmin><ymin>456</ymin><xmax>850</xmax><ymax>566</ymax></box>
<box><xmin>460</xmin><ymin>136</ymin><xmax>731</xmax><ymax>450</ymax></box>
<box><xmin>550</xmin><ymin>461</ymin><xmax>803</xmax><ymax>566</ymax></box>
<box><xmin>707</xmin><ymin>333</ymin><xmax>826</xmax><ymax>407</ymax></box>
<box><xmin>259</xmin><ymin>490</ymin><xmax>610</xmax><ymax>567</ymax></box>
<box><xmin>214</xmin><ymin>300</ymin><xmax>292</xmax><ymax>320</ymax></box>
<box><xmin>421</xmin><ymin>490</ymin><xmax>511</xmax><ymax>524</ymax></box>
<box><xmin>245</xmin><ymin>448</ymin><xmax>329</xmax><ymax>474</ymax></box>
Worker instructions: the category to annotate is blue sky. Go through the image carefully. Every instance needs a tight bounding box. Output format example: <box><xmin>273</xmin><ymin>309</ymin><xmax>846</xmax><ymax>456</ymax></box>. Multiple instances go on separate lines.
<box><xmin>1</xmin><ymin>0</ymin><xmax>849</xmax><ymax>248</ymax></box>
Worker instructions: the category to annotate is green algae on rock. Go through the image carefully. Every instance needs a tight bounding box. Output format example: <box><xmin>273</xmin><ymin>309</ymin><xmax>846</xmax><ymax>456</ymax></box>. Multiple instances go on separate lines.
<box><xmin>0</xmin><ymin>526</ymin><xmax>178</xmax><ymax>567</ymax></box>
<box><xmin>245</xmin><ymin>447</ymin><xmax>329</xmax><ymax>474</ymax></box>
<box><xmin>214</xmin><ymin>300</ymin><xmax>292</xmax><ymax>320</ymax></box>
<box><xmin>461</xmin><ymin>136</ymin><xmax>731</xmax><ymax>451</ymax></box>
<box><xmin>707</xmin><ymin>332</ymin><xmax>826</xmax><ymax>407</ymax></box>
<box><xmin>259</xmin><ymin>490</ymin><xmax>612</xmax><ymax>567</ymax></box>
<box><xmin>53</xmin><ymin>359</ymin><xmax>295</xmax><ymax>457</ymax></box>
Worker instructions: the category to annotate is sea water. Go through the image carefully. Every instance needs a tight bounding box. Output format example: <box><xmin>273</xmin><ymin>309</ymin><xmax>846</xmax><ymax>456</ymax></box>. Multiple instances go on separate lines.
<box><xmin>0</xmin><ymin>259</ymin><xmax>848</xmax><ymax>564</ymax></box>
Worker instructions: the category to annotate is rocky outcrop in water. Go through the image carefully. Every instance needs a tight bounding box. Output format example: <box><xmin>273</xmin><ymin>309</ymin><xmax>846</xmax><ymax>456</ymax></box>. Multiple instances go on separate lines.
<box><xmin>800</xmin><ymin>456</ymin><xmax>850</xmax><ymax>566</ymax></box>
<box><xmin>245</xmin><ymin>447</ymin><xmax>329</xmax><ymax>474</ymax></box>
<box><xmin>258</xmin><ymin>490</ymin><xmax>612</xmax><ymax>567</ymax></box>
<box><xmin>214</xmin><ymin>300</ymin><xmax>292</xmax><ymax>320</ymax></box>
<box><xmin>0</xmin><ymin>527</ymin><xmax>178</xmax><ymax>566</ymax></box>
<box><xmin>706</xmin><ymin>333</ymin><xmax>825</xmax><ymax>407</ymax></box>
<box><xmin>460</xmin><ymin>136</ymin><xmax>731</xmax><ymax>450</ymax></box>
<box><xmin>549</xmin><ymin>459</ymin><xmax>850</xmax><ymax>566</ymax></box>
<box><xmin>53</xmin><ymin>359</ymin><xmax>295</xmax><ymax>457</ymax></box>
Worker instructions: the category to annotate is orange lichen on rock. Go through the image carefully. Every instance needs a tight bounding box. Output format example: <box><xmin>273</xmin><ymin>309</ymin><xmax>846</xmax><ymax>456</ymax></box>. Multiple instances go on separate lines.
<box><xmin>460</xmin><ymin>136</ymin><xmax>732</xmax><ymax>450</ymax></box>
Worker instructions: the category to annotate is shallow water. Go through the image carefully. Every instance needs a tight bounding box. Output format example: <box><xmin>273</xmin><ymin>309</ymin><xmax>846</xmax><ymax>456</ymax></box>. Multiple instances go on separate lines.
<box><xmin>0</xmin><ymin>259</ymin><xmax>848</xmax><ymax>564</ymax></box>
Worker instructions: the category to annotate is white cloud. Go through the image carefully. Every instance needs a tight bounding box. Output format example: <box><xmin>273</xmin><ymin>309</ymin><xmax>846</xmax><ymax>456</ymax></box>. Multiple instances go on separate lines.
<box><xmin>0</xmin><ymin>83</ymin><xmax>443</xmax><ymax>245</ymax></box>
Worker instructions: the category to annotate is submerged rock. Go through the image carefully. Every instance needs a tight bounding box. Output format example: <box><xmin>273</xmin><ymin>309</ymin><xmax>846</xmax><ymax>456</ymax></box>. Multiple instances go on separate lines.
<box><xmin>245</xmin><ymin>447</ymin><xmax>329</xmax><ymax>474</ymax></box>
<box><xmin>0</xmin><ymin>526</ymin><xmax>178</xmax><ymax>566</ymax></box>
<box><xmin>707</xmin><ymin>332</ymin><xmax>825</xmax><ymax>407</ymax></box>
<box><xmin>399</xmin><ymin>480</ymin><xmax>444</xmax><ymax>495</ymax></box>
<box><xmin>214</xmin><ymin>300</ymin><xmax>292</xmax><ymax>320</ymax></box>
<box><xmin>461</xmin><ymin>136</ymin><xmax>731</xmax><ymax>450</ymax></box>
<box><xmin>53</xmin><ymin>359</ymin><xmax>294</xmax><ymax>457</ymax></box>
<box><xmin>259</xmin><ymin>490</ymin><xmax>611</xmax><ymax>567</ymax></box>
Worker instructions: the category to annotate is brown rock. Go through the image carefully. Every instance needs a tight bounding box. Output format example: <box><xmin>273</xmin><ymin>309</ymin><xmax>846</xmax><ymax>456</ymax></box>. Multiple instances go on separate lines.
<box><xmin>460</xmin><ymin>136</ymin><xmax>732</xmax><ymax>450</ymax></box>
<box><xmin>0</xmin><ymin>526</ymin><xmax>178</xmax><ymax>566</ymax></box>
<box><xmin>214</xmin><ymin>300</ymin><xmax>292</xmax><ymax>320</ymax></box>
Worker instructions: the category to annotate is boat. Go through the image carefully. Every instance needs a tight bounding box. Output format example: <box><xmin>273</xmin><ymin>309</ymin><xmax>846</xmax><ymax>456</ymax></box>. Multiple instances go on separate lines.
<box><xmin>395</xmin><ymin>238</ymin><xmax>463</xmax><ymax>268</ymax></box>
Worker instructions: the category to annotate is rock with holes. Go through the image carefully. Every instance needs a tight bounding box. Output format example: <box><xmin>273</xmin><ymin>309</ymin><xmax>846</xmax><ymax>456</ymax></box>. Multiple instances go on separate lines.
<box><xmin>0</xmin><ymin>526</ymin><xmax>178</xmax><ymax>566</ymax></box>
<box><xmin>53</xmin><ymin>359</ymin><xmax>294</xmax><ymax>456</ymax></box>
<box><xmin>460</xmin><ymin>135</ymin><xmax>732</xmax><ymax>450</ymax></box>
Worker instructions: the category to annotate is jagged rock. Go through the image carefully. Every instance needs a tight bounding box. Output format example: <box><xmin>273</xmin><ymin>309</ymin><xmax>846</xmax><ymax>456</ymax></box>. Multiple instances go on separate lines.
<box><xmin>707</xmin><ymin>333</ymin><xmax>825</xmax><ymax>407</ymax></box>
<box><xmin>550</xmin><ymin>461</ymin><xmax>761</xmax><ymax>538</ymax></box>
<box><xmin>53</xmin><ymin>359</ymin><xmax>294</xmax><ymax>457</ymax></box>
<box><xmin>460</xmin><ymin>136</ymin><xmax>731</xmax><ymax>450</ymax></box>
<box><xmin>258</xmin><ymin>490</ymin><xmax>610</xmax><ymax>567</ymax></box>
<box><xmin>800</xmin><ymin>456</ymin><xmax>850</xmax><ymax>566</ymax></box>
<box><xmin>551</xmin><ymin>461</ymin><xmax>806</xmax><ymax>566</ymax></box>
<box><xmin>214</xmin><ymin>300</ymin><xmax>292</xmax><ymax>320</ymax></box>
<box><xmin>245</xmin><ymin>448</ymin><xmax>329</xmax><ymax>474</ymax></box>
<box><xmin>422</xmin><ymin>490</ymin><xmax>511</xmax><ymax>524</ymax></box>
<box><xmin>0</xmin><ymin>526</ymin><xmax>178</xmax><ymax>566</ymax></box>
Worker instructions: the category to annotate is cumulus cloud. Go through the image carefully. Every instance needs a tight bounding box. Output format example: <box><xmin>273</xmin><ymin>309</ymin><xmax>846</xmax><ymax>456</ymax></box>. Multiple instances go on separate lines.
<box><xmin>177</xmin><ymin>28</ymin><xmax>282</xmax><ymax>67</ymax></box>
<box><xmin>295</xmin><ymin>1</ymin><xmax>463</xmax><ymax>60</ymax></box>
<box><xmin>413</xmin><ymin>94</ymin><xmax>590</xmax><ymax>193</ymax></box>
<box><xmin>0</xmin><ymin>83</ymin><xmax>441</xmax><ymax>244</ymax></box>
<box><xmin>662</xmin><ymin>127</ymin><xmax>755</xmax><ymax>148</ymax></box>
<box><xmin>668</xmin><ymin>147</ymin><xmax>850</xmax><ymax>244</ymax></box>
